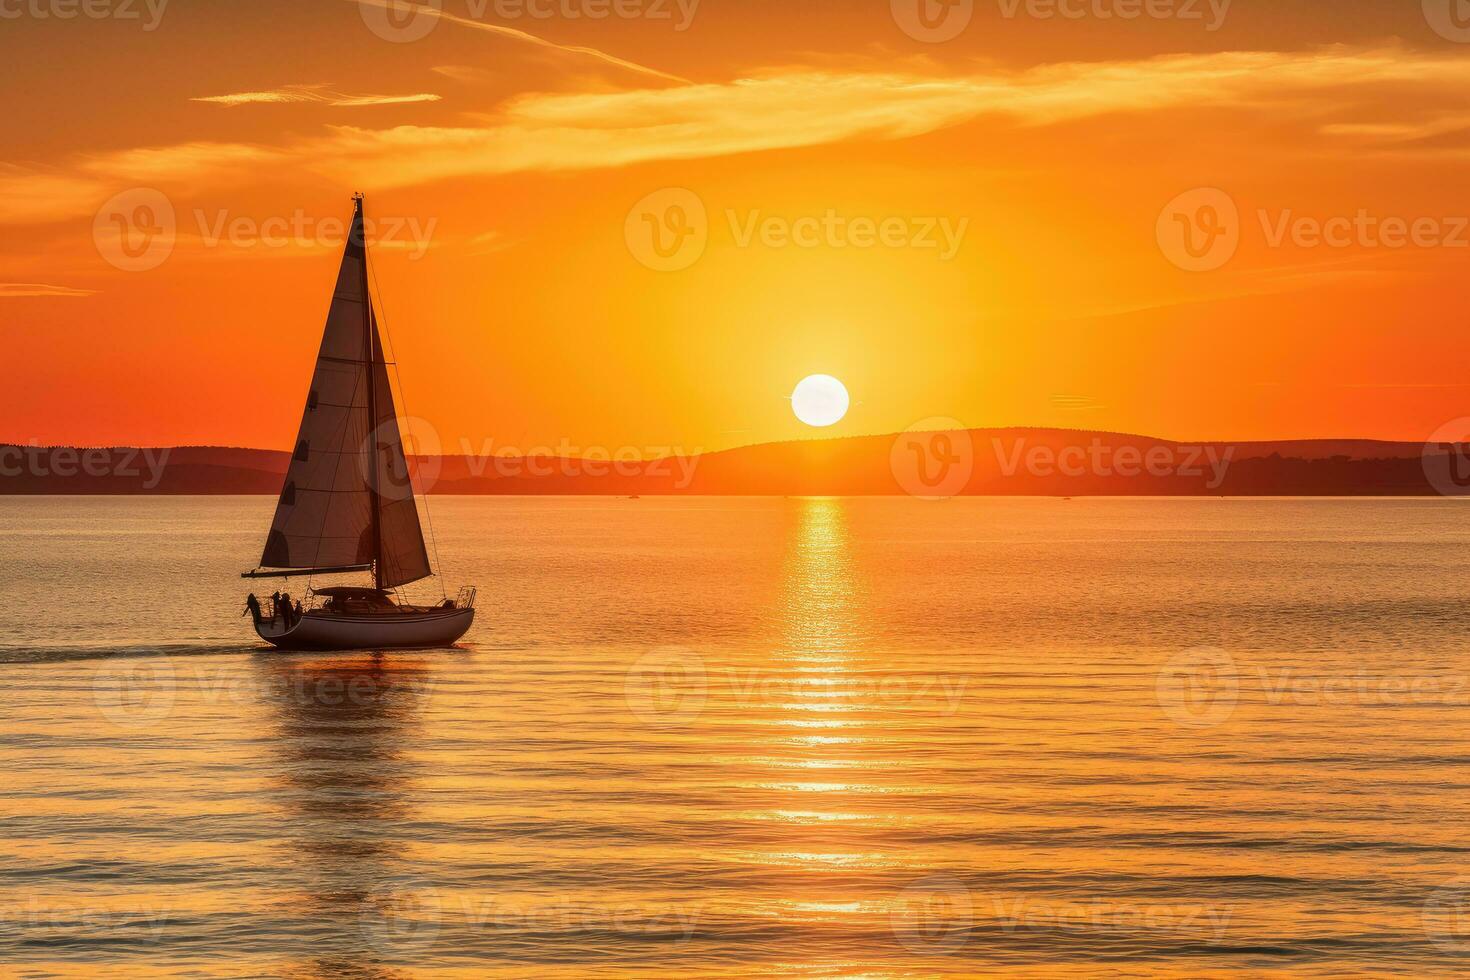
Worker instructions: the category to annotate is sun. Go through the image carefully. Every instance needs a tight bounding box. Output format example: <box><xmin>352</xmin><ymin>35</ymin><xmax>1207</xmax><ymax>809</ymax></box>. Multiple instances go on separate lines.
<box><xmin>791</xmin><ymin>374</ymin><xmax>850</xmax><ymax>427</ymax></box>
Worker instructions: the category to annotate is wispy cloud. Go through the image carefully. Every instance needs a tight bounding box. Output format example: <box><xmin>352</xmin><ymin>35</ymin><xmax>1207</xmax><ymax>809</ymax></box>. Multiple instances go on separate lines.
<box><xmin>431</xmin><ymin>64</ymin><xmax>496</xmax><ymax>84</ymax></box>
<box><xmin>1051</xmin><ymin>394</ymin><xmax>1102</xmax><ymax>411</ymax></box>
<box><xmin>301</xmin><ymin>47</ymin><xmax>1470</xmax><ymax>189</ymax></box>
<box><xmin>7</xmin><ymin>47</ymin><xmax>1470</xmax><ymax>225</ymax></box>
<box><xmin>0</xmin><ymin>283</ymin><xmax>96</xmax><ymax>298</ymax></box>
<box><xmin>192</xmin><ymin>83</ymin><xmax>442</xmax><ymax>107</ymax></box>
<box><xmin>352</xmin><ymin>0</ymin><xmax>689</xmax><ymax>84</ymax></box>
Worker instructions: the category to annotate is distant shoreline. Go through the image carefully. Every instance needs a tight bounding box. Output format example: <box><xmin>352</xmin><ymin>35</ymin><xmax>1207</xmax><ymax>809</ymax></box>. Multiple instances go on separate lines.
<box><xmin>2</xmin><ymin>428</ymin><xmax>1459</xmax><ymax>497</ymax></box>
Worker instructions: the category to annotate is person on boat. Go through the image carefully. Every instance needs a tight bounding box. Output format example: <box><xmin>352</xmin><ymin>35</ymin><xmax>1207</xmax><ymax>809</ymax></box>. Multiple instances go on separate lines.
<box><xmin>243</xmin><ymin>593</ymin><xmax>263</xmax><ymax>624</ymax></box>
<box><xmin>293</xmin><ymin>598</ymin><xmax>304</xmax><ymax>624</ymax></box>
<box><xmin>271</xmin><ymin>591</ymin><xmax>282</xmax><ymax>621</ymax></box>
<box><xmin>280</xmin><ymin>592</ymin><xmax>295</xmax><ymax>628</ymax></box>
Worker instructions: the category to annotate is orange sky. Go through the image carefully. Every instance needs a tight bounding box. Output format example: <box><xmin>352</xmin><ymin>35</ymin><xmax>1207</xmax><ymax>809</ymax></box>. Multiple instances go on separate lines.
<box><xmin>4</xmin><ymin>0</ymin><xmax>1470</xmax><ymax>452</ymax></box>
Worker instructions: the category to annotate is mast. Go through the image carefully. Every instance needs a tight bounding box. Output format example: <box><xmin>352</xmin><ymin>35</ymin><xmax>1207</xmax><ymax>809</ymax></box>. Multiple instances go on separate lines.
<box><xmin>356</xmin><ymin>193</ymin><xmax>383</xmax><ymax>591</ymax></box>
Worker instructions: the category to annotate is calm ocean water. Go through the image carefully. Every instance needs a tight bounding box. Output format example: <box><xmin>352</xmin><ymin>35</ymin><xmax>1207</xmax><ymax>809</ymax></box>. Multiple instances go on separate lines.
<box><xmin>4</xmin><ymin>496</ymin><xmax>1470</xmax><ymax>977</ymax></box>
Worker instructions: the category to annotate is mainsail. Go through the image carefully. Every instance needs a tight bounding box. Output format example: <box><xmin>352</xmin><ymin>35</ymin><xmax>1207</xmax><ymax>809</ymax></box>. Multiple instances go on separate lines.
<box><xmin>253</xmin><ymin>197</ymin><xmax>432</xmax><ymax>589</ymax></box>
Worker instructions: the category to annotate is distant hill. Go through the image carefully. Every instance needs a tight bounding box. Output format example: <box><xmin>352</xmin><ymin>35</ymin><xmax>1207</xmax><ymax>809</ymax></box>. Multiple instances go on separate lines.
<box><xmin>0</xmin><ymin>428</ymin><xmax>1461</xmax><ymax>495</ymax></box>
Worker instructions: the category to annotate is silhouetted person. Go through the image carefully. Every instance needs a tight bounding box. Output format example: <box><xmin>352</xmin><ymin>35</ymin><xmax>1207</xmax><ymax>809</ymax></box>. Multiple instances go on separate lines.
<box><xmin>293</xmin><ymin>599</ymin><xmax>303</xmax><ymax>625</ymax></box>
<box><xmin>272</xmin><ymin>591</ymin><xmax>283</xmax><ymax>621</ymax></box>
<box><xmin>281</xmin><ymin>592</ymin><xmax>294</xmax><ymax>628</ymax></box>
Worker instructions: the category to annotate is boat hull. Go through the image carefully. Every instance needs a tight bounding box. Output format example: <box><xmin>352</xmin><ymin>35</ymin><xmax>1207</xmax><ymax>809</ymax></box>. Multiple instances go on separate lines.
<box><xmin>254</xmin><ymin>607</ymin><xmax>475</xmax><ymax>651</ymax></box>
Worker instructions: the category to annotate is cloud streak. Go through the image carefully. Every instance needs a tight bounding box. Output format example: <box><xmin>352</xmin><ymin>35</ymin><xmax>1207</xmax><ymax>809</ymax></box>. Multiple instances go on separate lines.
<box><xmin>193</xmin><ymin>84</ymin><xmax>442</xmax><ymax>108</ymax></box>
<box><xmin>352</xmin><ymin>0</ymin><xmax>690</xmax><ymax>84</ymax></box>
<box><xmin>6</xmin><ymin>47</ymin><xmax>1470</xmax><ymax>225</ymax></box>
<box><xmin>0</xmin><ymin>283</ymin><xmax>96</xmax><ymax>298</ymax></box>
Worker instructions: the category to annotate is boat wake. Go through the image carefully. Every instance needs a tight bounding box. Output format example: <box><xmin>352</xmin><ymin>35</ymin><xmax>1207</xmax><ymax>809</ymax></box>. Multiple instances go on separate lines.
<box><xmin>0</xmin><ymin>643</ymin><xmax>264</xmax><ymax>665</ymax></box>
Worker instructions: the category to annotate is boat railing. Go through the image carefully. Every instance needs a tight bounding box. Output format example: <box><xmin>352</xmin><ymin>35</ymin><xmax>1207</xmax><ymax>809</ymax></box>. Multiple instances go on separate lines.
<box><xmin>456</xmin><ymin>586</ymin><xmax>477</xmax><ymax>610</ymax></box>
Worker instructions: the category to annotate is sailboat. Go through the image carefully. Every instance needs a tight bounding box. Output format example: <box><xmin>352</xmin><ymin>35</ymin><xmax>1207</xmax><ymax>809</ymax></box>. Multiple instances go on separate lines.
<box><xmin>241</xmin><ymin>195</ymin><xmax>476</xmax><ymax>650</ymax></box>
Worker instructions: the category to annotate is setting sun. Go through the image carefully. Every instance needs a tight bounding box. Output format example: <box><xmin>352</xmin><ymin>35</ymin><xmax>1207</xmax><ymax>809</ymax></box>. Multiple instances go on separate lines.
<box><xmin>791</xmin><ymin>374</ymin><xmax>850</xmax><ymax>428</ymax></box>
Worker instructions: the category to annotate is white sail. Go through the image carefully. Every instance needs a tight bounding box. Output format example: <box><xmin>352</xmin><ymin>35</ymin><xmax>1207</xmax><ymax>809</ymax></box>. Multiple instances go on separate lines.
<box><xmin>369</xmin><ymin>316</ymin><xmax>432</xmax><ymax>588</ymax></box>
<box><xmin>257</xmin><ymin>200</ymin><xmax>431</xmax><ymax>588</ymax></box>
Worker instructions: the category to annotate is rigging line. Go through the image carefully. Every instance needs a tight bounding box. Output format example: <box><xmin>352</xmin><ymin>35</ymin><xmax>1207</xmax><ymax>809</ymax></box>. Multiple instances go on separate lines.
<box><xmin>365</xmin><ymin>243</ymin><xmax>448</xmax><ymax>599</ymax></box>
